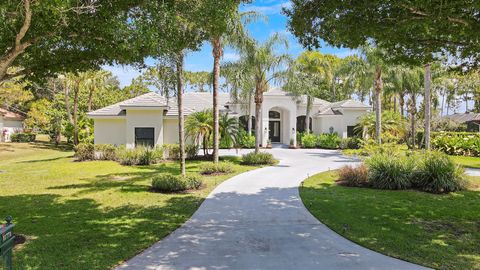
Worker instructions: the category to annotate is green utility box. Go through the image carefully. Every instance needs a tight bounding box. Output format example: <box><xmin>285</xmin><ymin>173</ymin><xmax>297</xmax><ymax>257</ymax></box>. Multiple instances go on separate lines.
<box><xmin>0</xmin><ymin>216</ymin><xmax>15</xmax><ymax>270</ymax></box>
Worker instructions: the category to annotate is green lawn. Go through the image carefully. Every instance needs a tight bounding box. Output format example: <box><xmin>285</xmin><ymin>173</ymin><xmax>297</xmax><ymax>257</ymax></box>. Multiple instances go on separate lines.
<box><xmin>300</xmin><ymin>171</ymin><xmax>480</xmax><ymax>270</ymax></box>
<box><xmin>450</xmin><ymin>155</ymin><xmax>480</xmax><ymax>169</ymax></box>
<box><xmin>0</xmin><ymin>141</ymin><xmax>258</xmax><ymax>270</ymax></box>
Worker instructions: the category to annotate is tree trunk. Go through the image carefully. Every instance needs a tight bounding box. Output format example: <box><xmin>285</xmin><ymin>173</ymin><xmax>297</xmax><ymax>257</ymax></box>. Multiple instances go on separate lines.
<box><xmin>410</xmin><ymin>95</ymin><xmax>417</xmax><ymax>148</ymax></box>
<box><xmin>247</xmin><ymin>93</ymin><xmax>252</xmax><ymax>135</ymax></box>
<box><xmin>254</xmin><ymin>80</ymin><xmax>263</xmax><ymax>153</ymax></box>
<box><xmin>393</xmin><ymin>95</ymin><xmax>397</xmax><ymax>113</ymax></box>
<box><xmin>73</xmin><ymin>80</ymin><xmax>80</xmax><ymax>145</ymax></box>
<box><xmin>424</xmin><ymin>63</ymin><xmax>431</xmax><ymax>150</ymax></box>
<box><xmin>0</xmin><ymin>0</ymin><xmax>32</xmax><ymax>83</ymax></box>
<box><xmin>86</xmin><ymin>85</ymin><xmax>94</xmax><ymax>138</ymax></box>
<box><xmin>374</xmin><ymin>67</ymin><xmax>383</xmax><ymax>144</ymax></box>
<box><xmin>64</xmin><ymin>79</ymin><xmax>73</xmax><ymax>124</ymax></box>
<box><xmin>211</xmin><ymin>37</ymin><xmax>222</xmax><ymax>163</ymax></box>
<box><xmin>176</xmin><ymin>52</ymin><xmax>186</xmax><ymax>176</ymax></box>
<box><xmin>399</xmin><ymin>92</ymin><xmax>405</xmax><ymax>116</ymax></box>
<box><xmin>441</xmin><ymin>90</ymin><xmax>446</xmax><ymax>116</ymax></box>
<box><xmin>305</xmin><ymin>96</ymin><xmax>312</xmax><ymax>134</ymax></box>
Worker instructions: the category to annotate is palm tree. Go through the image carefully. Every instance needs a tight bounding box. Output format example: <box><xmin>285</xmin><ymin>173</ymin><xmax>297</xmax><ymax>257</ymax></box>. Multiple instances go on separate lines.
<box><xmin>232</xmin><ymin>33</ymin><xmax>289</xmax><ymax>153</ymax></box>
<box><xmin>185</xmin><ymin>110</ymin><xmax>213</xmax><ymax>156</ymax></box>
<box><xmin>219</xmin><ymin>113</ymin><xmax>239</xmax><ymax>148</ymax></box>
<box><xmin>210</xmin><ymin>10</ymin><xmax>262</xmax><ymax>163</ymax></box>
<box><xmin>358</xmin><ymin>46</ymin><xmax>388</xmax><ymax>144</ymax></box>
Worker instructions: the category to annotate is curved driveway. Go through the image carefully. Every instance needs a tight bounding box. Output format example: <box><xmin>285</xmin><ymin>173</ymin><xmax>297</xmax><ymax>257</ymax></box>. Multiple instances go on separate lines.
<box><xmin>117</xmin><ymin>148</ymin><xmax>428</xmax><ymax>270</ymax></box>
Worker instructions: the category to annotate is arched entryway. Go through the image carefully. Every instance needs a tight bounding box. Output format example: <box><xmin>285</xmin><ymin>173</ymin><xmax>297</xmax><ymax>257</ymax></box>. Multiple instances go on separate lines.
<box><xmin>268</xmin><ymin>110</ymin><xmax>281</xmax><ymax>142</ymax></box>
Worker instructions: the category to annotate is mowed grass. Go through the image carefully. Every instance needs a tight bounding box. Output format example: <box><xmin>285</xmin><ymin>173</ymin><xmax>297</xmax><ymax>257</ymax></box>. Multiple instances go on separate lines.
<box><xmin>450</xmin><ymin>155</ymin><xmax>480</xmax><ymax>169</ymax></box>
<box><xmin>0</xmin><ymin>141</ymin><xmax>258</xmax><ymax>270</ymax></box>
<box><xmin>300</xmin><ymin>170</ymin><xmax>480</xmax><ymax>270</ymax></box>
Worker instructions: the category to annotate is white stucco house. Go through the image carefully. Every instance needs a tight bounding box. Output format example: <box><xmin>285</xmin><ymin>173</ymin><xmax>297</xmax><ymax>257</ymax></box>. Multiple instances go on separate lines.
<box><xmin>0</xmin><ymin>108</ymin><xmax>25</xmax><ymax>142</ymax></box>
<box><xmin>88</xmin><ymin>88</ymin><xmax>370</xmax><ymax>148</ymax></box>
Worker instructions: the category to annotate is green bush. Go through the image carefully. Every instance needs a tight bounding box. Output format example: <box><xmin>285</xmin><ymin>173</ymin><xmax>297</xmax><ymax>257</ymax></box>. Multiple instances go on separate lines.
<box><xmin>366</xmin><ymin>154</ymin><xmax>414</xmax><ymax>190</ymax></box>
<box><xmin>338</xmin><ymin>165</ymin><xmax>369</xmax><ymax>187</ymax></box>
<box><xmin>137</xmin><ymin>147</ymin><xmax>156</xmax><ymax>165</ymax></box>
<box><xmin>95</xmin><ymin>144</ymin><xmax>117</xmax><ymax>160</ymax></box>
<box><xmin>74</xmin><ymin>143</ymin><xmax>95</xmax><ymax>161</ymax></box>
<box><xmin>339</xmin><ymin>137</ymin><xmax>361</xmax><ymax>150</ymax></box>
<box><xmin>316</xmin><ymin>133</ymin><xmax>341</xmax><ymax>149</ymax></box>
<box><xmin>199</xmin><ymin>162</ymin><xmax>234</xmax><ymax>175</ymax></box>
<box><xmin>238</xmin><ymin>132</ymin><xmax>256</xmax><ymax>148</ymax></box>
<box><xmin>428</xmin><ymin>132</ymin><xmax>480</xmax><ymax>157</ymax></box>
<box><xmin>301</xmin><ymin>133</ymin><xmax>317</xmax><ymax>148</ymax></box>
<box><xmin>151</xmin><ymin>174</ymin><xmax>203</xmax><ymax>192</ymax></box>
<box><xmin>116</xmin><ymin>147</ymin><xmax>140</xmax><ymax>165</ymax></box>
<box><xmin>164</xmin><ymin>144</ymin><xmax>198</xmax><ymax>160</ymax></box>
<box><xmin>10</xmin><ymin>133</ymin><xmax>36</xmax><ymax>142</ymax></box>
<box><xmin>241</xmin><ymin>152</ymin><xmax>275</xmax><ymax>165</ymax></box>
<box><xmin>413</xmin><ymin>152</ymin><xmax>467</xmax><ymax>193</ymax></box>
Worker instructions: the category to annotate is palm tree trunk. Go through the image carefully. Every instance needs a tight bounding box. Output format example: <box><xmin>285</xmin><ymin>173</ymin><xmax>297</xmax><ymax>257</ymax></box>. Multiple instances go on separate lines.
<box><xmin>374</xmin><ymin>67</ymin><xmax>383</xmax><ymax>144</ymax></box>
<box><xmin>410</xmin><ymin>95</ymin><xmax>417</xmax><ymax>148</ymax></box>
<box><xmin>254</xmin><ymin>80</ymin><xmax>263</xmax><ymax>153</ymax></box>
<box><xmin>305</xmin><ymin>96</ymin><xmax>312</xmax><ymax>134</ymax></box>
<box><xmin>247</xmin><ymin>93</ymin><xmax>252</xmax><ymax>135</ymax></box>
<box><xmin>211</xmin><ymin>37</ymin><xmax>222</xmax><ymax>163</ymax></box>
<box><xmin>176</xmin><ymin>52</ymin><xmax>186</xmax><ymax>176</ymax></box>
<box><xmin>73</xmin><ymin>80</ymin><xmax>80</xmax><ymax>145</ymax></box>
<box><xmin>399</xmin><ymin>92</ymin><xmax>405</xmax><ymax>116</ymax></box>
<box><xmin>424</xmin><ymin>63</ymin><xmax>431</xmax><ymax>150</ymax></box>
<box><xmin>441</xmin><ymin>90</ymin><xmax>446</xmax><ymax>116</ymax></box>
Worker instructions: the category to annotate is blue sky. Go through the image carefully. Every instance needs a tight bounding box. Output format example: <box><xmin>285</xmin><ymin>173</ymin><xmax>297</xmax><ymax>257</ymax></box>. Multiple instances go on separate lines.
<box><xmin>105</xmin><ymin>0</ymin><xmax>354</xmax><ymax>88</ymax></box>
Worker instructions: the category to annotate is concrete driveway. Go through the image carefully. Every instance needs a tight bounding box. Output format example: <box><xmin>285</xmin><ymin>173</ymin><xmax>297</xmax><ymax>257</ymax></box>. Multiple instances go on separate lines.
<box><xmin>117</xmin><ymin>148</ymin><xmax>428</xmax><ymax>270</ymax></box>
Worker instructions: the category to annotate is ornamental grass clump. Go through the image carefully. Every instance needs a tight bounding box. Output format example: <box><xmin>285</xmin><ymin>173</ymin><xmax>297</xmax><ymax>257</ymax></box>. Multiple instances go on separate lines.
<box><xmin>337</xmin><ymin>164</ymin><xmax>369</xmax><ymax>187</ymax></box>
<box><xmin>366</xmin><ymin>154</ymin><xmax>414</xmax><ymax>190</ymax></box>
<box><xmin>241</xmin><ymin>152</ymin><xmax>276</xmax><ymax>165</ymax></box>
<box><xmin>199</xmin><ymin>162</ymin><xmax>234</xmax><ymax>175</ymax></box>
<box><xmin>151</xmin><ymin>174</ymin><xmax>202</xmax><ymax>193</ymax></box>
<box><xmin>413</xmin><ymin>151</ymin><xmax>467</xmax><ymax>193</ymax></box>
<box><xmin>74</xmin><ymin>143</ymin><xmax>95</xmax><ymax>161</ymax></box>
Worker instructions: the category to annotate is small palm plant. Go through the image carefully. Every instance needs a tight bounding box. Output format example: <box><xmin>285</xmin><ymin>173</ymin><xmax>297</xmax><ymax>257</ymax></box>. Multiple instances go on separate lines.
<box><xmin>185</xmin><ymin>110</ymin><xmax>213</xmax><ymax>156</ymax></box>
<box><xmin>219</xmin><ymin>113</ymin><xmax>240</xmax><ymax>149</ymax></box>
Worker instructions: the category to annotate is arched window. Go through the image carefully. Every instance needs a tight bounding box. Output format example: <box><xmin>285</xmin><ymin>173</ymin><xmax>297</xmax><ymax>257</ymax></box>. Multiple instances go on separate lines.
<box><xmin>239</xmin><ymin>115</ymin><xmax>256</xmax><ymax>134</ymax></box>
<box><xmin>296</xmin><ymin>116</ymin><xmax>312</xmax><ymax>133</ymax></box>
<box><xmin>269</xmin><ymin>110</ymin><xmax>280</xmax><ymax>119</ymax></box>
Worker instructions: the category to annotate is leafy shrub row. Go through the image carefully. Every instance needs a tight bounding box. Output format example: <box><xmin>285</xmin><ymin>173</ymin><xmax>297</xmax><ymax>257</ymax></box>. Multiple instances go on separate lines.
<box><xmin>300</xmin><ymin>133</ymin><xmax>342</xmax><ymax>149</ymax></box>
<box><xmin>151</xmin><ymin>174</ymin><xmax>202</xmax><ymax>192</ymax></box>
<box><xmin>74</xmin><ymin>143</ymin><xmax>199</xmax><ymax>165</ymax></box>
<box><xmin>237</xmin><ymin>132</ymin><xmax>256</xmax><ymax>148</ymax></box>
<box><xmin>429</xmin><ymin>132</ymin><xmax>480</xmax><ymax>157</ymax></box>
<box><xmin>241</xmin><ymin>152</ymin><xmax>276</xmax><ymax>165</ymax></box>
<box><xmin>339</xmin><ymin>151</ymin><xmax>467</xmax><ymax>194</ymax></box>
<box><xmin>199</xmin><ymin>162</ymin><xmax>234</xmax><ymax>175</ymax></box>
<box><xmin>10</xmin><ymin>133</ymin><xmax>36</xmax><ymax>142</ymax></box>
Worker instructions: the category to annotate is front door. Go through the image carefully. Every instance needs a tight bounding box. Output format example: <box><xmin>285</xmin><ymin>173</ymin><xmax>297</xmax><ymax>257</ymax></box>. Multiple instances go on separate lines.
<box><xmin>269</xmin><ymin>121</ymin><xmax>280</xmax><ymax>143</ymax></box>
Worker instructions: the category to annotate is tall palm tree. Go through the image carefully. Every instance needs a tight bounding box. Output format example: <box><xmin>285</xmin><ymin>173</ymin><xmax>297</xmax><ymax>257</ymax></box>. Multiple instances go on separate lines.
<box><xmin>185</xmin><ymin>110</ymin><xmax>213</xmax><ymax>156</ymax></box>
<box><xmin>359</xmin><ymin>46</ymin><xmax>388</xmax><ymax>144</ymax></box>
<box><xmin>210</xmin><ymin>10</ymin><xmax>262</xmax><ymax>163</ymax></box>
<box><xmin>234</xmin><ymin>33</ymin><xmax>289</xmax><ymax>153</ymax></box>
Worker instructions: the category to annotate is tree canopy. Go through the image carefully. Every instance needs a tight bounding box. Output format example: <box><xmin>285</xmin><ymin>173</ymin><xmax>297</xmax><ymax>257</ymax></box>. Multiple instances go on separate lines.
<box><xmin>284</xmin><ymin>0</ymin><xmax>480</xmax><ymax>69</ymax></box>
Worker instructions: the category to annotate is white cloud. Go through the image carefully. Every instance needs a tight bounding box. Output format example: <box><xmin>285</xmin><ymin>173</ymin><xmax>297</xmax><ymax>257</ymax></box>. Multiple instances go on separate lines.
<box><xmin>222</xmin><ymin>52</ymin><xmax>240</xmax><ymax>61</ymax></box>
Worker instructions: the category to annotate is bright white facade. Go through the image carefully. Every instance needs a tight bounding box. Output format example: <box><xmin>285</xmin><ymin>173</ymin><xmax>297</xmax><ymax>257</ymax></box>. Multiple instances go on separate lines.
<box><xmin>0</xmin><ymin>108</ymin><xmax>25</xmax><ymax>142</ymax></box>
<box><xmin>88</xmin><ymin>89</ymin><xmax>370</xmax><ymax>147</ymax></box>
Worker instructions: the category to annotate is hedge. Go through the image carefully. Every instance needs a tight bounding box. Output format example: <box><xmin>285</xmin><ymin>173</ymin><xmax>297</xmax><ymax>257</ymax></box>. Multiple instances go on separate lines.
<box><xmin>10</xmin><ymin>133</ymin><xmax>36</xmax><ymax>142</ymax></box>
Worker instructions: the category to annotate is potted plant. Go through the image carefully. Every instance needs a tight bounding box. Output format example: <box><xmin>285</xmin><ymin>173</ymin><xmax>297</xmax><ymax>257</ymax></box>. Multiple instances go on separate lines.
<box><xmin>266</xmin><ymin>139</ymin><xmax>272</xmax><ymax>149</ymax></box>
<box><xmin>289</xmin><ymin>138</ymin><xmax>297</xmax><ymax>149</ymax></box>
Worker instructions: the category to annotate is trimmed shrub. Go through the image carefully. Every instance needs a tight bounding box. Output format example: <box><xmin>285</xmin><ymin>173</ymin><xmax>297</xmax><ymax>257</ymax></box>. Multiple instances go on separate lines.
<box><xmin>366</xmin><ymin>154</ymin><xmax>414</xmax><ymax>190</ymax></box>
<box><xmin>151</xmin><ymin>174</ymin><xmax>202</xmax><ymax>192</ymax></box>
<box><xmin>241</xmin><ymin>152</ymin><xmax>275</xmax><ymax>165</ymax></box>
<box><xmin>116</xmin><ymin>147</ymin><xmax>139</xmax><ymax>165</ymax></box>
<box><xmin>164</xmin><ymin>144</ymin><xmax>198</xmax><ymax>160</ymax></box>
<box><xmin>10</xmin><ymin>133</ymin><xmax>36</xmax><ymax>142</ymax></box>
<box><xmin>138</xmin><ymin>147</ymin><xmax>155</xmax><ymax>165</ymax></box>
<box><xmin>413</xmin><ymin>152</ymin><xmax>467</xmax><ymax>193</ymax></box>
<box><xmin>337</xmin><ymin>165</ymin><xmax>369</xmax><ymax>187</ymax></box>
<box><xmin>316</xmin><ymin>133</ymin><xmax>341</xmax><ymax>149</ymax></box>
<box><xmin>199</xmin><ymin>162</ymin><xmax>234</xmax><ymax>175</ymax></box>
<box><xmin>95</xmin><ymin>144</ymin><xmax>117</xmax><ymax>160</ymax></box>
<box><xmin>238</xmin><ymin>133</ymin><xmax>256</xmax><ymax>148</ymax></box>
<box><xmin>301</xmin><ymin>133</ymin><xmax>317</xmax><ymax>148</ymax></box>
<box><xmin>74</xmin><ymin>143</ymin><xmax>95</xmax><ymax>161</ymax></box>
<box><xmin>340</xmin><ymin>137</ymin><xmax>361</xmax><ymax>150</ymax></box>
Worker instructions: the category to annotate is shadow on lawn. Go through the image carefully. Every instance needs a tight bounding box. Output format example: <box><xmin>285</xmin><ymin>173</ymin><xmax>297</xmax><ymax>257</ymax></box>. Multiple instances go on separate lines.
<box><xmin>0</xmin><ymin>193</ymin><xmax>201</xmax><ymax>270</ymax></box>
<box><xmin>301</xmin><ymin>182</ymin><xmax>480</xmax><ymax>270</ymax></box>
